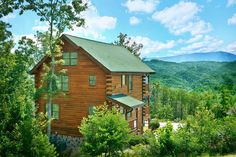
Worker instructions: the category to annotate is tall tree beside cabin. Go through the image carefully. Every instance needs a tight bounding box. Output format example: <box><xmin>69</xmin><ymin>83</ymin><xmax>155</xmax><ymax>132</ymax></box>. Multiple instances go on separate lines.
<box><xmin>19</xmin><ymin>0</ymin><xmax>87</xmax><ymax>137</ymax></box>
<box><xmin>31</xmin><ymin>34</ymin><xmax>155</xmax><ymax>137</ymax></box>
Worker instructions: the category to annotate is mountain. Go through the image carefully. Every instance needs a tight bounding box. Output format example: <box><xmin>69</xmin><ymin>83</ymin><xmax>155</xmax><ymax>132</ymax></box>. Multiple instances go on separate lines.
<box><xmin>157</xmin><ymin>51</ymin><xmax>236</xmax><ymax>63</ymax></box>
<box><xmin>145</xmin><ymin>60</ymin><xmax>236</xmax><ymax>91</ymax></box>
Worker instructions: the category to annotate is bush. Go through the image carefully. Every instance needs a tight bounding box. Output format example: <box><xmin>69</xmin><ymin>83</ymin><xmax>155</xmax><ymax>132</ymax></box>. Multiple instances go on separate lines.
<box><xmin>128</xmin><ymin>133</ymin><xmax>144</xmax><ymax>146</ymax></box>
<box><xmin>149</xmin><ymin>118</ymin><xmax>160</xmax><ymax>130</ymax></box>
<box><xmin>79</xmin><ymin>105</ymin><xmax>131</xmax><ymax>157</ymax></box>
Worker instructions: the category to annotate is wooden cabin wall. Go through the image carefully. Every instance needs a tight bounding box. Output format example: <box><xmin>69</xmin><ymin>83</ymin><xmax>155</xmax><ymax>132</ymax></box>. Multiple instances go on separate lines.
<box><xmin>35</xmin><ymin>40</ymin><xmax>107</xmax><ymax>136</ymax></box>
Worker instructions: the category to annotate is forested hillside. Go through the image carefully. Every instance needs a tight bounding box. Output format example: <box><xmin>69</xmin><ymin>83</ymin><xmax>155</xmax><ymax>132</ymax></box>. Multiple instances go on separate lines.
<box><xmin>145</xmin><ymin>60</ymin><xmax>236</xmax><ymax>91</ymax></box>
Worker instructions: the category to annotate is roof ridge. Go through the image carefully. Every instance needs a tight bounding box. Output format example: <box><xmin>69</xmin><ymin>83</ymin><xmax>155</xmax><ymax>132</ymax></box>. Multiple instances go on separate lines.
<box><xmin>63</xmin><ymin>33</ymin><xmax>122</xmax><ymax>47</ymax></box>
<box><xmin>64</xmin><ymin>33</ymin><xmax>149</xmax><ymax>66</ymax></box>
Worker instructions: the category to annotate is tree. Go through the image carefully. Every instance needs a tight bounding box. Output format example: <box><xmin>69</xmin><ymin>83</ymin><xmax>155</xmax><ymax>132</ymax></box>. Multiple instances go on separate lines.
<box><xmin>80</xmin><ymin>105</ymin><xmax>131</xmax><ymax>157</ymax></box>
<box><xmin>0</xmin><ymin>20</ymin><xmax>57</xmax><ymax>156</ymax></box>
<box><xmin>19</xmin><ymin>0</ymin><xmax>87</xmax><ymax>136</ymax></box>
<box><xmin>114</xmin><ymin>33</ymin><xmax>143</xmax><ymax>57</ymax></box>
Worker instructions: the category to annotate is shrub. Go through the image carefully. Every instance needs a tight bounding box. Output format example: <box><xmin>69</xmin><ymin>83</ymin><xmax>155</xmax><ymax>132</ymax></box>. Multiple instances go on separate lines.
<box><xmin>128</xmin><ymin>133</ymin><xmax>144</xmax><ymax>146</ymax></box>
<box><xmin>79</xmin><ymin>105</ymin><xmax>131</xmax><ymax>157</ymax></box>
<box><xmin>149</xmin><ymin>118</ymin><xmax>160</xmax><ymax>130</ymax></box>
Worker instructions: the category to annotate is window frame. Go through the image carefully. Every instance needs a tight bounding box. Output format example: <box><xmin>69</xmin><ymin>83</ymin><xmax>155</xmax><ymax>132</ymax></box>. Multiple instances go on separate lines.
<box><xmin>57</xmin><ymin>74</ymin><xmax>69</xmax><ymax>92</ymax></box>
<box><xmin>88</xmin><ymin>105</ymin><xmax>95</xmax><ymax>115</ymax></box>
<box><xmin>45</xmin><ymin>104</ymin><xmax>60</xmax><ymax>120</ymax></box>
<box><xmin>89</xmin><ymin>75</ymin><xmax>96</xmax><ymax>86</ymax></box>
<box><xmin>128</xmin><ymin>74</ymin><xmax>133</xmax><ymax>91</ymax></box>
<box><xmin>121</xmin><ymin>75</ymin><xmax>126</xmax><ymax>87</ymax></box>
<box><xmin>62</xmin><ymin>52</ymin><xmax>78</xmax><ymax>66</ymax></box>
<box><xmin>127</xmin><ymin>111</ymin><xmax>132</xmax><ymax>118</ymax></box>
<box><xmin>120</xmin><ymin>106</ymin><xmax>124</xmax><ymax>114</ymax></box>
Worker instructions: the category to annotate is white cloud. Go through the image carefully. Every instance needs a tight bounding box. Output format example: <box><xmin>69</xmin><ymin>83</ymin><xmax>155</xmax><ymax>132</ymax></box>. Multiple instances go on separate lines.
<box><xmin>129</xmin><ymin>16</ymin><xmax>141</xmax><ymax>25</ymax></box>
<box><xmin>225</xmin><ymin>41</ymin><xmax>236</xmax><ymax>54</ymax></box>
<box><xmin>228</xmin><ymin>13</ymin><xmax>236</xmax><ymax>25</ymax></box>
<box><xmin>124</xmin><ymin>0</ymin><xmax>159</xmax><ymax>13</ymax></box>
<box><xmin>131</xmin><ymin>36</ymin><xmax>175</xmax><ymax>57</ymax></box>
<box><xmin>152</xmin><ymin>1</ymin><xmax>212</xmax><ymax>36</ymax></box>
<box><xmin>227</xmin><ymin>0</ymin><xmax>236</xmax><ymax>7</ymax></box>
<box><xmin>180</xmin><ymin>35</ymin><xmax>223</xmax><ymax>53</ymax></box>
<box><xmin>185</xmin><ymin>35</ymin><xmax>203</xmax><ymax>44</ymax></box>
<box><xmin>1</xmin><ymin>13</ymin><xmax>16</xmax><ymax>22</ymax></box>
<box><xmin>13</xmin><ymin>34</ymin><xmax>36</xmax><ymax>43</ymax></box>
<box><xmin>67</xmin><ymin>0</ymin><xmax>117</xmax><ymax>40</ymax></box>
<box><xmin>32</xmin><ymin>20</ymin><xmax>49</xmax><ymax>31</ymax></box>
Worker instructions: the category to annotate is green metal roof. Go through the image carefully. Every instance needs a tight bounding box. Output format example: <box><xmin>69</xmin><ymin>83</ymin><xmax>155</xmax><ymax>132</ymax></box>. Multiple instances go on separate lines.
<box><xmin>63</xmin><ymin>34</ymin><xmax>155</xmax><ymax>73</ymax></box>
<box><xmin>108</xmin><ymin>94</ymin><xmax>145</xmax><ymax>108</ymax></box>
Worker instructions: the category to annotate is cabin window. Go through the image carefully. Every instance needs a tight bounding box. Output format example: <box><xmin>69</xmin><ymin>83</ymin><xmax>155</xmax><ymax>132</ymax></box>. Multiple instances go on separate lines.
<box><xmin>88</xmin><ymin>105</ymin><xmax>94</xmax><ymax>115</ymax></box>
<box><xmin>63</xmin><ymin>52</ymin><xmax>78</xmax><ymax>66</ymax></box>
<box><xmin>45</xmin><ymin>104</ymin><xmax>59</xmax><ymax>120</ymax></box>
<box><xmin>121</xmin><ymin>75</ymin><xmax>126</xmax><ymax>87</ymax></box>
<box><xmin>89</xmin><ymin>75</ymin><xmax>96</xmax><ymax>86</ymax></box>
<box><xmin>58</xmin><ymin>75</ymin><xmax>69</xmax><ymax>91</ymax></box>
<box><xmin>120</xmin><ymin>106</ymin><xmax>124</xmax><ymax>114</ymax></box>
<box><xmin>128</xmin><ymin>75</ymin><xmax>133</xmax><ymax>91</ymax></box>
<box><xmin>127</xmin><ymin>111</ymin><xmax>132</xmax><ymax>118</ymax></box>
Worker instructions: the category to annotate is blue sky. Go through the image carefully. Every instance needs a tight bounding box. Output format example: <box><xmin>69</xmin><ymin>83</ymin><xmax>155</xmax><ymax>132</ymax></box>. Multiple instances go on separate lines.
<box><xmin>1</xmin><ymin>0</ymin><xmax>236</xmax><ymax>58</ymax></box>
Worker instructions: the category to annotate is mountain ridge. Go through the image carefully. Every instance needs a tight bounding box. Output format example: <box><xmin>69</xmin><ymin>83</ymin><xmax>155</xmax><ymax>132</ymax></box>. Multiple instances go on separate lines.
<box><xmin>155</xmin><ymin>51</ymin><xmax>236</xmax><ymax>63</ymax></box>
<box><xmin>145</xmin><ymin>60</ymin><xmax>236</xmax><ymax>91</ymax></box>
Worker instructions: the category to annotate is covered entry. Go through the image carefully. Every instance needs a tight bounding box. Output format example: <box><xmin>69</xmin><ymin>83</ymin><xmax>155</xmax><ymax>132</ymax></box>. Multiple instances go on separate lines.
<box><xmin>107</xmin><ymin>94</ymin><xmax>145</xmax><ymax>134</ymax></box>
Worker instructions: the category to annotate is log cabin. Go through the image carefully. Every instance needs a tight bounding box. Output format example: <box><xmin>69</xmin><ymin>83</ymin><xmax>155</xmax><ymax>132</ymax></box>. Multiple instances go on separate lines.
<box><xmin>31</xmin><ymin>34</ymin><xmax>155</xmax><ymax>137</ymax></box>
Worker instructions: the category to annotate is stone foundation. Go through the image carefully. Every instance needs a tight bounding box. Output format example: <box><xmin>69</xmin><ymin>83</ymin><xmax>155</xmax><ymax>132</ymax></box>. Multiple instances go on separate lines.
<box><xmin>50</xmin><ymin>134</ymin><xmax>82</xmax><ymax>151</ymax></box>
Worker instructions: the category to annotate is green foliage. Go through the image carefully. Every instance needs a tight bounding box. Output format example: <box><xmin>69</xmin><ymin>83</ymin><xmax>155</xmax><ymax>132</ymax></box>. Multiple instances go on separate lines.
<box><xmin>16</xmin><ymin>0</ymin><xmax>87</xmax><ymax>136</ymax></box>
<box><xmin>114</xmin><ymin>32</ymin><xmax>143</xmax><ymax>58</ymax></box>
<box><xmin>172</xmin><ymin>108</ymin><xmax>236</xmax><ymax>156</ymax></box>
<box><xmin>146</xmin><ymin>60</ymin><xmax>236</xmax><ymax>91</ymax></box>
<box><xmin>149</xmin><ymin>118</ymin><xmax>160</xmax><ymax>130</ymax></box>
<box><xmin>0</xmin><ymin>21</ymin><xmax>57</xmax><ymax>156</ymax></box>
<box><xmin>80</xmin><ymin>105</ymin><xmax>131</xmax><ymax>157</ymax></box>
<box><xmin>150</xmin><ymin>84</ymin><xmax>235</xmax><ymax>120</ymax></box>
<box><xmin>128</xmin><ymin>133</ymin><xmax>144</xmax><ymax>147</ymax></box>
<box><xmin>150</xmin><ymin>85</ymin><xmax>201</xmax><ymax>120</ymax></box>
<box><xmin>156</xmin><ymin>122</ymin><xmax>175</xmax><ymax>156</ymax></box>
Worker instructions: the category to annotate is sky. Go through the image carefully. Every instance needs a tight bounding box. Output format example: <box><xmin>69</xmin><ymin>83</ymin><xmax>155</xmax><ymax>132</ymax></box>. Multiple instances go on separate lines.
<box><xmin>1</xmin><ymin>0</ymin><xmax>236</xmax><ymax>58</ymax></box>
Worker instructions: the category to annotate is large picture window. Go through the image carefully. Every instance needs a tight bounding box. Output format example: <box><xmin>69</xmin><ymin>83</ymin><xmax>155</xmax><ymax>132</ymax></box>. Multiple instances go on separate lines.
<box><xmin>45</xmin><ymin>104</ymin><xmax>59</xmax><ymax>120</ymax></box>
<box><xmin>63</xmin><ymin>52</ymin><xmax>78</xmax><ymax>65</ymax></box>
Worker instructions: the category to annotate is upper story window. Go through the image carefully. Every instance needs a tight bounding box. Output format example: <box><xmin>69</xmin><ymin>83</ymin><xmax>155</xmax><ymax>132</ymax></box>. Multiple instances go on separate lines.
<box><xmin>128</xmin><ymin>75</ymin><xmax>133</xmax><ymax>91</ymax></box>
<box><xmin>58</xmin><ymin>75</ymin><xmax>69</xmax><ymax>91</ymax></box>
<box><xmin>45</xmin><ymin>104</ymin><xmax>59</xmax><ymax>120</ymax></box>
<box><xmin>63</xmin><ymin>52</ymin><xmax>78</xmax><ymax>65</ymax></box>
<box><xmin>89</xmin><ymin>75</ymin><xmax>96</xmax><ymax>86</ymax></box>
<box><xmin>121</xmin><ymin>75</ymin><xmax>126</xmax><ymax>87</ymax></box>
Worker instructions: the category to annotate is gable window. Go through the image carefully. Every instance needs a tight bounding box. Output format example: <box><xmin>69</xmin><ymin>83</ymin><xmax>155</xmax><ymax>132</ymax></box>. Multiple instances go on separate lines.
<box><xmin>89</xmin><ymin>75</ymin><xmax>96</xmax><ymax>86</ymax></box>
<box><xmin>128</xmin><ymin>75</ymin><xmax>133</xmax><ymax>91</ymax></box>
<box><xmin>45</xmin><ymin>104</ymin><xmax>59</xmax><ymax>120</ymax></box>
<box><xmin>57</xmin><ymin>75</ymin><xmax>69</xmax><ymax>91</ymax></box>
<box><xmin>88</xmin><ymin>105</ymin><xmax>95</xmax><ymax>115</ymax></box>
<box><xmin>63</xmin><ymin>52</ymin><xmax>78</xmax><ymax>65</ymax></box>
<box><xmin>121</xmin><ymin>75</ymin><xmax>126</xmax><ymax>87</ymax></box>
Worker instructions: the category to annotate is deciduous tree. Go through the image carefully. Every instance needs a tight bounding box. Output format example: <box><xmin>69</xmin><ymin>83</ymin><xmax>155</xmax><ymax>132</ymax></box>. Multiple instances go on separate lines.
<box><xmin>114</xmin><ymin>33</ymin><xmax>143</xmax><ymax>58</ymax></box>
